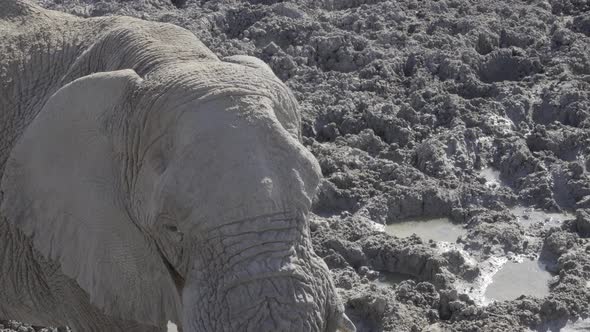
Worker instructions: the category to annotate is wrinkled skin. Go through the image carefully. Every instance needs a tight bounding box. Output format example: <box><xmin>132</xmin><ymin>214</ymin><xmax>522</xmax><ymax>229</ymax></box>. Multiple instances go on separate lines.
<box><xmin>0</xmin><ymin>1</ymin><xmax>355</xmax><ymax>331</ymax></box>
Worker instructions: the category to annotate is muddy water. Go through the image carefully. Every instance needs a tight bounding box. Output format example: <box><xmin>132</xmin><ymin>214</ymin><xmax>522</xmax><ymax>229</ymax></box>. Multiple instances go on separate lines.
<box><xmin>509</xmin><ymin>206</ymin><xmax>573</xmax><ymax>229</ymax></box>
<box><xmin>477</xmin><ymin>167</ymin><xmax>574</xmax><ymax>230</ymax></box>
<box><xmin>384</xmin><ymin>217</ymin><xmax>466</xmax><ymax>243</ymax></box>
<box><xmin>562</xmin><ymin>319</ymin><xmax>590</xmax><ymax>331</ymax></box>
<box><xmin>374</xmin><ymin>271</ymin><xmax>416</xmax><ymax>288</ymax></box>
<box><xmin>484</xmin><ymin>259</ymin><xmax>553</xmax><ymax>302</ymax></box>
<box><xmin>541</xmin><ymin>318</ymin><xmax>590</xmax><ymax>332</ymax></box>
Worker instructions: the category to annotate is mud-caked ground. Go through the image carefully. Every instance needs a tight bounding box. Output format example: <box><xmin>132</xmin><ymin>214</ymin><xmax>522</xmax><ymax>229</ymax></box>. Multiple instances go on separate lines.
<box><xmin>12</xmin><ymin>0</ymin><xmax>590</xmax><ymax>331</ymax></box>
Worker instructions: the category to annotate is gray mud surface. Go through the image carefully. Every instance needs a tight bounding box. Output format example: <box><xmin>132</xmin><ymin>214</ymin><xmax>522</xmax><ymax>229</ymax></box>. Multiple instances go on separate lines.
<box><xmin>8</xmin><ymin>0</ymin><xmax>590</xmax><ymax>331</ymax></box>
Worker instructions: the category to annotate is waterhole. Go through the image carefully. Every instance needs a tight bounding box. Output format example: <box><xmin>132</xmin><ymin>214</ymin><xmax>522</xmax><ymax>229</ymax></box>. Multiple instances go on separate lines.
<box><xmin>374</xmin><ymin>271</ymin><xmax>416</xmax><ymax>288</ymax></box>
<box><xmin>484</xmin><ymin>259</ymin><xmax>553</xmax><ymax>302</ymax></box>
<box><xmin>562</xmin><ymin>318</ymin><xmax>590</xmax><ymax>331</ymax></box>
<box><xmin>509</xmin><ymin>206</ymin><xmax>573</xmax><ymax>229</ymax></box>
<box><xmin>541</xmin><ymin>317</ymin><xmax>590</xmax><ymax>332</ymax></box>
<box><xmin>384</xmin><ymin>217</ymin><xmax>466</xmax><ymax>243</ymax></box>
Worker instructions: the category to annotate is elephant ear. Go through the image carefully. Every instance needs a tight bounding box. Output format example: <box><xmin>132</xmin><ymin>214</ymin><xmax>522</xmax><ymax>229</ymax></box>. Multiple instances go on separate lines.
<box><xmin>0</xmin><ymin>70</ymin><xmax>181</xmax><ymax>326</ymax></box>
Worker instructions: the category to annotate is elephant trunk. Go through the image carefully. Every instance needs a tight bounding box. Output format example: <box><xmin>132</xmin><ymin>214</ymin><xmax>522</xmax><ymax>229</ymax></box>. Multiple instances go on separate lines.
<box><xmin>181</xmin><ymin>211</ymin><xmax>354</xmax><ymax>332</ymax></box>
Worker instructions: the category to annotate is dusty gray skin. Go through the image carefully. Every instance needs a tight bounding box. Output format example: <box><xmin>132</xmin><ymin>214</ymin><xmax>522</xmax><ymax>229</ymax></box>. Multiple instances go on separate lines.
<box><xmin>0</xmin><ymin>1</ymin><xmax>354</xmax><ymax>331</ymax></box>
<box><xmin>5</xmin><ymin>0</ymin><xmax>590</xmax><ymax>331</ymax></box>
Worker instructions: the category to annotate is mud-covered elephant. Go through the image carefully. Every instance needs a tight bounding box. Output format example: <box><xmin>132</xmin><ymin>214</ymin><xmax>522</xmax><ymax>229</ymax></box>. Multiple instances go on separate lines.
<box><xmin>0</xmin><ymin>1</ymin><xmax>355</xmax><ymax>331</ymax></box>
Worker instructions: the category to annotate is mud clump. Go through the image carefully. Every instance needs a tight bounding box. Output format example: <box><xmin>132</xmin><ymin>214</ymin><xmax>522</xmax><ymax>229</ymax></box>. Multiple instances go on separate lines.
<box><xmin>0</xmin><ymin>320</ymin><xmax>68</xmax><ymax>332</ymax></box>
<box><xmin>479</xmin><ymin>48</ymin><xmax>544</xmax><ymax>83</ymax></box>
<box><xmin>16</xmin><ymin>0</ymin><xmax>590</xmax><ymax>331</ymax></box>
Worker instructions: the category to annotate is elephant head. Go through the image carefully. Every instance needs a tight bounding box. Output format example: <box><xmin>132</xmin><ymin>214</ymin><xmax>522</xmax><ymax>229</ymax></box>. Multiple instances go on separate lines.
<box><xmin>0</xmin><ymin>59</ymin><xmax>355</xmax><ymax>332</ymax></box>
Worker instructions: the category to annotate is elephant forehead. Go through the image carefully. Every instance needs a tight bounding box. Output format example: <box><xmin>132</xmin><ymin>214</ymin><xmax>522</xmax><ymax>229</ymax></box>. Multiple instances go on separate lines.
<box><xmin>155</xmin><ymin>61</ymin><xmax>283</xmax><ymax>95</ymax></box>
<box><xmin>167</xmin><ymin>94</ymin><xmax>318</xmax><ymax>184</ymax></box>
<box><xmin>172</xmin><ymin>95</ymin><xmax>280</xmax><ymax>147</ymax></box>
<box><xmin>139</xmin><ymin>61</ymin><xmax>301</xmax><ymax>142</ymax></box>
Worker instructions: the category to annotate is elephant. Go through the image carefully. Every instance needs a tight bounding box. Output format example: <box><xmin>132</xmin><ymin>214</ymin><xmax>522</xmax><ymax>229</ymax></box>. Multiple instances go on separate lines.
<box><xmin>0</xmin><ymin>1</ymin><xmax>356</xmax><ymax>331</ymax></box>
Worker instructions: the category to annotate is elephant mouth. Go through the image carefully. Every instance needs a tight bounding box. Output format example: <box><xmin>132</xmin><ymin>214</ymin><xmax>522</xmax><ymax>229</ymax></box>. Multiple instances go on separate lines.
<box><xmin>155</xmin><ymin>244</ymin><xmax>186</xmax><ymax>295</ymax></box>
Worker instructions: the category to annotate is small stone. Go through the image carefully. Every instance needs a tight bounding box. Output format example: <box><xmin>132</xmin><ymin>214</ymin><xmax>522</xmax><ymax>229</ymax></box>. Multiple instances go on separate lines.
<box><xmin>462</xmin><ymin>267</ymin><xmax>480</xmax><ymax>281</ymax></box>
<box><xmin>366</xmin><ymin>270</ymin><xmax>379</xmax><ymax>280</ymax></box>
<box><xmin>449</xmin><ymin>300</ymin><xmax>466</xmax><ymax>312</ymax></box>
<box><xmin>358</xmin><ymin>266</ymin><xmax>369</xmax><ymax>275</ymax></box>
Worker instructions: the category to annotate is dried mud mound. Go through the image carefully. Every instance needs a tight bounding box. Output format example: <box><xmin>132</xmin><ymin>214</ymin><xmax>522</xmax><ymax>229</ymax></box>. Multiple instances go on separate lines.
<box><xmin>17</xmin><ymin>0</ymin><xmax>590</xmax><ymax>331</ymax></box>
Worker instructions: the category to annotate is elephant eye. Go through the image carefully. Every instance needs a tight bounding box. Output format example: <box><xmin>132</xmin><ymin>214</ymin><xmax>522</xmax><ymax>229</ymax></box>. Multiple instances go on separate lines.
<box><xmin>164</xmin><ymin>224</ymin><xmax>179</xmax><ymax>233</ymax></box>
<box><xmin>150</xmin><ymin>151</ymin><xmax>169</xmax><ymax>175</ymax></box>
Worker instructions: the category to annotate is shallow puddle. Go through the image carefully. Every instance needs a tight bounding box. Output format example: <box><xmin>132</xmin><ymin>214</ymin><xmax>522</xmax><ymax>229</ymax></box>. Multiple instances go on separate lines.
<box><xmin>562</xmin><ymin>318</ymin><xmax>590</xmax><ymax>331</ymax></box>
<box><xmin>454</xmin><ymin>255</ymin><xmax>508</xmax><ymax>306</ymax></box>
<box><xmin>540</xmin><ymin>318</ymin><xmax>590</xmax><ymax>332</ymax></box>
<box><xmin>509</xmin><ymin>206</ymin><xmax>573</xmax><ymax>229</ymax></box>
<box><xmin>384</xmin><ymin>217</ymin><xmax>466</xmax><ymax>243</ymax></box>
<box><xmin>484</xmin><ymin>259</ymin><xmax>553</xmax><ymax>302</ymax></box>
<box><xmin>374</xmin><ymin>271</ymin><xmax>415</xmax><ymax>288</ymax></box>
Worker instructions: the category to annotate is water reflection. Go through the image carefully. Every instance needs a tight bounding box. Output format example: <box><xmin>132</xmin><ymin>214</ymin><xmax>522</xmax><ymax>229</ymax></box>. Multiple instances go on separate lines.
<box><xmin>484</xmin><ymin>259</ymin><xmax>553</xmax><ymax>302</ymax></box>
<box><xmin>561</xmin><ymin>318</ymin><xmax>590</xmax><ymax>331</ymax></box>
<box><xmin>384</xmin><ymin>217</ymin><xmax>466</xmax><ymax>243</ymax></box>
<box><xmin>374</xmin><ymin>271</ymin><xmax>416</xmax><ymax>288</ymax></box>
<box><xmin>509</xmin><ymin>206</ymin><xmax>573</xmax><ymax>229</ymax></box>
